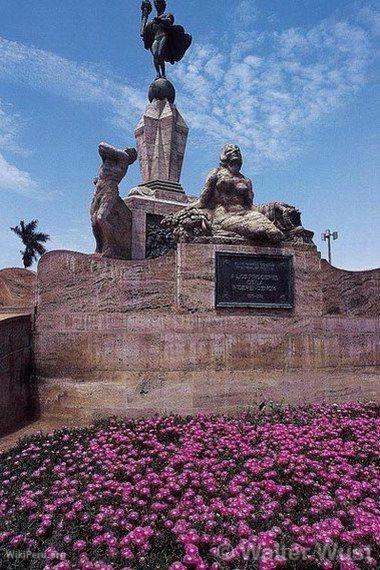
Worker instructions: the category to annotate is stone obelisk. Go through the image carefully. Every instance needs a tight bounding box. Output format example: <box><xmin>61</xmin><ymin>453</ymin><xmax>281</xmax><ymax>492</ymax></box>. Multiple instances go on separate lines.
<box><xmin>134</xmin><ymin>81</ymin><xmax>189</xmax><ymax>197</ymax></box>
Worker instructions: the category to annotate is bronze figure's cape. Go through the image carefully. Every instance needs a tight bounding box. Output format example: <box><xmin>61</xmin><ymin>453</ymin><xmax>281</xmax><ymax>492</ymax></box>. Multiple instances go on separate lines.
<box><xmin>143</xmin><ymin>18</ymin><xmax>192</xmax><ymax>64</ymax></box>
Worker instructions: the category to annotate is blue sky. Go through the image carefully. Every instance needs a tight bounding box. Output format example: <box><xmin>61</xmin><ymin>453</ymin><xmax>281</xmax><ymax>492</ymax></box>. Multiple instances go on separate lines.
<box><xmin>0</xmin><ymin>0</ymin><xmax>378</xmax><ymax>270</ymax></box>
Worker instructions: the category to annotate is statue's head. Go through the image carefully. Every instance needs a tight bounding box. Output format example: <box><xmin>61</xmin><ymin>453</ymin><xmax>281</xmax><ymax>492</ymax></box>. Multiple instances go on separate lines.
<box><xmin>220</xmin><ymin>144</ymin><xmax>243</xmax><ymax>173</ymax></box>
<box><xmin>154</xmin><ymin>0</ymin><xmax>166</xmax><ymax>15</ymax></box>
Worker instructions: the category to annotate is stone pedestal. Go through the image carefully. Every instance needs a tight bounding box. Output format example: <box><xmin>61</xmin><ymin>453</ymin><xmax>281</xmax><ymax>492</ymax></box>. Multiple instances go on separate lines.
<box><xmin>135</xmin><ymin>98</ymin><xmax>188</xmax><ymax>191</ymax></box>
<box><xmin>125</xmin><ymin>190</ymin><xmax>191</xmax><ymax>260</ymax></box>
<box><xmin>125</xmin><ymin>97</ymin><xmax>192</xmax><ymax>259</ymax></box>
<box><xmin>33</xmin><ymin>245</ymin><xmax>379</xmax><ymax>422</ymax></box>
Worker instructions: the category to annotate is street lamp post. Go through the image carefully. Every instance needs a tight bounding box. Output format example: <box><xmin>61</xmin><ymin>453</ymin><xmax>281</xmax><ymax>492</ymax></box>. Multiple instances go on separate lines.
<box><xmin>321</xmin><ymin>229</ymin><xmax>338</xmax><ymax>264</ymax></box>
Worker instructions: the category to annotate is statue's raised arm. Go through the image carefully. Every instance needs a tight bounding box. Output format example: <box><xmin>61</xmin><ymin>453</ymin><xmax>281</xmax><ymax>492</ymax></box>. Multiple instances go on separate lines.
<box><xmin>140</xmin><ymin>0</ymin><xmax>192</xmax><ymax>80</ymax></box>
<box><xmin>140</xmin><ymin>0</ymin><xmax>153</xmax><ymax>37</ymax></box>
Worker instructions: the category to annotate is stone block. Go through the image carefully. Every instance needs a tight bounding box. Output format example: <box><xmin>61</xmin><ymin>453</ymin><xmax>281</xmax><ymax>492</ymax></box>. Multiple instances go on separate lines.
<box><xmin>175</xmin><ymin>243</ymin><xmax>323</xmax><ymax>317</ymax></box>
<box><xmin>124</xmin><ymin>193</ymin><xmax>190</xmax><ymax>260</ymax></box>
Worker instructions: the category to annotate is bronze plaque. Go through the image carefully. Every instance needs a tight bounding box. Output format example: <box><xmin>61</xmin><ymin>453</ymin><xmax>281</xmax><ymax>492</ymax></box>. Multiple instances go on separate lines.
<box><xmin>215</xmin><ymin>252</ymin><xmax>294</xmax><ymax>309</ymax></box>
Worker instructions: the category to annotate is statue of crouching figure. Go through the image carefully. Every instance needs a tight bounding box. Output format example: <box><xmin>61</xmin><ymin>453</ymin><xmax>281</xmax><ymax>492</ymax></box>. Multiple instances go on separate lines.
<box><xmin>163</xmin><ymin>144</ymin><xmax>313</xmax><ymax>245</ymax></box>
<box><xmin>91</xmin><ymin>142</ymin><xmax>137</xmax><ymax>260</ymax></box>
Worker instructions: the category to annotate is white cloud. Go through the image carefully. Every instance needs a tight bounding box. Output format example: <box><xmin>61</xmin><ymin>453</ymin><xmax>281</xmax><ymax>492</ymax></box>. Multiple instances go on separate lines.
<box><xmin>0</xmin><ymin>3</ymin><xmax>377</xmax><ymax>172</ymax></box>
<box><xmin>0</xmin><ymin>152</ymin><xmax>38</xmax><ymax>196</ymax></box>
<box><xmin>0</xmin><ymin>37</ymin><xmax>146</xmax><ymax>129</ymax></box>
<box><xmin>0</xmin><ymin>38</ymin><xmax>146</xmax><ymax>197</ymax></box>
<box><xmin>0</xmin><ymin>99</ymin><xmax>41</xmax><ymax>197</ymax></box>
<box><xmin>358</xmin><ymin>5</ymin><xmax>380</xmax><ymax>36</ymax></box>
<box><xmin>234</xmin><ymin>0</ymin><xmax>260</xmax><ymax>29</ymax></box>
<box><xmin>0</xmin><ymin>103</ymin><xmax>24</xmax><ymax>153</ymax></box>
<box><xmin>172</xmin><ymin>7</ymin><xmax>377</xmax><ymax>166</ymax></box>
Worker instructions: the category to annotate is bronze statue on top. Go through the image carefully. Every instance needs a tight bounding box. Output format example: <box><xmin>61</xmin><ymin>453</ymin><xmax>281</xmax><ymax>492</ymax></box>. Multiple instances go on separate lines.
<box><xmin>140</xmin><ymin>0</ymin><xmax>192</xmax><ymax>80</ymax></box>
<box><xmin>162</xmin><ymin>144</ymin><xmax>314</xmax><ymax>246</ymax></box>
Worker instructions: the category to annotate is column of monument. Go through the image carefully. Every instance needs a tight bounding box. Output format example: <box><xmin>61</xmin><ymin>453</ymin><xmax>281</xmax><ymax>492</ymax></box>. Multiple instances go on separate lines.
<box><xmin>134</xmin><ymin>84</ymin><xmax>189</xmax><ymax>196</ymax></box>
<box><xmin>124</xmin><ymin>0</ymin><xmax>193</xmax><ymax>259</ymax></box>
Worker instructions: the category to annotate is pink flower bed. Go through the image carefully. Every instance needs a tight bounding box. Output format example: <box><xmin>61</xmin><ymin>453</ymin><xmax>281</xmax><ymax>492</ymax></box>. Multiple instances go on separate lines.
<box><xmin>0</xmin><ymin>403</ymin><xmax>379</xmax><ymax>569</ymax></box>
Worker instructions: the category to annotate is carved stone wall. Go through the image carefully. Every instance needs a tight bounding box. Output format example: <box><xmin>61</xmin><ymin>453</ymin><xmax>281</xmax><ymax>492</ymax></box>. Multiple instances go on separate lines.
<box><xmin>321</xmin><ymin>260</ymin><xmax>380</xmax><ymax>317</ymax></box>
<box><xmin>0</xmin><ymin>315</ymin><xmax>33</xmax><ymax>436</ymax></box>
<box><xmin>0</xmin><ymin>268</ymin><xmax>36</xmax><ymax>316</ymax></box>
<box><xmin>33</xmin><ymin>246</ymin><xmax>380</xmax><ymax>422</ymax></box>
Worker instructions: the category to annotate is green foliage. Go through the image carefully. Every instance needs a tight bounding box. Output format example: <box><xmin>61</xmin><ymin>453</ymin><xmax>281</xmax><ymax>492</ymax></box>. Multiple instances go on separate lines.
<box><xmin>10</xmin><ymin>219</ymin><xmax>50</xmax><ymax>268</ymax></box>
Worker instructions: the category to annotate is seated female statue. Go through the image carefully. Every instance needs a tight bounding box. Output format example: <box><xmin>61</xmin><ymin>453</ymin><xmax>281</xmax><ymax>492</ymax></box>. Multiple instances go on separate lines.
<box><xmin>194</xmin><ymin>144</ymin><xmax>284</xmax><ymax>243</ymax></box>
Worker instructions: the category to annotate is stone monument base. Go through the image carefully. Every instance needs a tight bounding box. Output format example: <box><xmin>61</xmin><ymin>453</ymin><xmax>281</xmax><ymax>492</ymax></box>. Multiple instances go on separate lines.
<box><xmin>124</xmin><ymin>186</ymin><xmax>194</xmax><ymax>260</ymax></box>
<box><xmin>33</xmin><ymin>243</ymin><xmax>380</xmax><ymax>422</ymax></box>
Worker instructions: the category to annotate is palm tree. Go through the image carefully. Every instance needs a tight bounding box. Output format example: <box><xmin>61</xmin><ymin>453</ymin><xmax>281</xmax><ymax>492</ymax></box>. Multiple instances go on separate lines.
<box><xmin>10</xmin><ymin>220</ymin><xmax>50</xmax><ymax>268</ymax></box>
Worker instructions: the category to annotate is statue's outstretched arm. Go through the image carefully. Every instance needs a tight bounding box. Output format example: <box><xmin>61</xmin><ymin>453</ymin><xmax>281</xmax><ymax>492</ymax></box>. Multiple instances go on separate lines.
<box><xmin>140</xmin><ymin>0</ymin><xmax>152</xmax><ymax>36</ymax></box>
<box><xmin>196</xmin><ymin>168</ymin><xmax>218</xmax><ymax>209</ymax></box>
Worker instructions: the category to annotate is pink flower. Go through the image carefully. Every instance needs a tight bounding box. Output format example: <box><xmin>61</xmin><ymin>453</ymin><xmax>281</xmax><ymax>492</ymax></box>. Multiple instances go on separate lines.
<box><xmin>0</xmin><ymin>403</ymin><xmax>378</xmax><ymax>569</ymax></box>
<box><xmin>121</xmin><ymin>547</ymin><xmax>133</xmax><ymax>560</ymax></box>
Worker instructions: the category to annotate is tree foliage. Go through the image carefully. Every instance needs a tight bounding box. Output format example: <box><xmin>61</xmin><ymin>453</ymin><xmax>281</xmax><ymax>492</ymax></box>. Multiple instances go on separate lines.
<box><xmin>10</xmin><ymin>219</ymin><xmax>50</xmax><ymax>268</ymax></box>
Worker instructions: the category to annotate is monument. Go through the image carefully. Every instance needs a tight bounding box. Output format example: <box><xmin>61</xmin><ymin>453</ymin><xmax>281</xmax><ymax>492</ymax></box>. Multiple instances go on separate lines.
<box><xmin>26</xmin><ymin>1</ymin><xmax>379</xmax><ymax>427</ymax></box>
